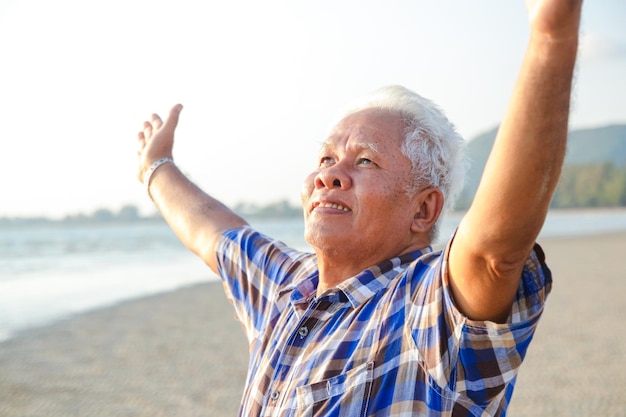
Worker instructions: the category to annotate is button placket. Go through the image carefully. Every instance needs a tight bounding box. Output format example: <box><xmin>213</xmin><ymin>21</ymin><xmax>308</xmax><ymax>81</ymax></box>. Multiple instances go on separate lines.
<box><xmin>264</xmin><ymin>294</ymin><xmax>329</xmax><ymax>413</ymax></box>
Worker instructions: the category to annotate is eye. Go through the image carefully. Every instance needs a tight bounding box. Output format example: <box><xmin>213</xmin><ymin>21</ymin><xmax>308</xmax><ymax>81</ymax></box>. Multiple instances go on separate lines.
<box><xmin>357</xmin><ymin>157</ymin><xmax>375</xmax><ymax>166</ymax></box>
<box><xmin>319</xmin><ymin>156</ymin><xmax>335</xmax><ymax>166</ymax></box>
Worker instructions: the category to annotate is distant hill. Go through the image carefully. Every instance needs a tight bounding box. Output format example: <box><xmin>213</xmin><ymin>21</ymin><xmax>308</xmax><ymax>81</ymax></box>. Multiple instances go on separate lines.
<box><xmin>456</xmin><ymin>124</ymin><xmax>626</xmax><ymax>210</ymax></box>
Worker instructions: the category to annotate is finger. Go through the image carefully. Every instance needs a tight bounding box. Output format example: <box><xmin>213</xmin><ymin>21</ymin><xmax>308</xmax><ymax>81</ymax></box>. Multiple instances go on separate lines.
<box><xmin>161</xmin><ymin>104</ymin><xmax>183</xmax><ymax>132</ymax></box>
<box><xmin>137</xmin><ymin>131</ymin><xmax>146</xmax><ymax>149</ymax></box>
<box><xmin>143</xmin><ymin>121</ymin><xmax>153</xmax><ymax>139</ymax></box>
<box><xmin>136</xmin><ymin>132</ymin><xmax>145</xmax><ymax>155</ymax></box>
<box><xmin>151</xmin><ymin>113</ymin><xmax>163</xmax><ymax>130</ymax></box>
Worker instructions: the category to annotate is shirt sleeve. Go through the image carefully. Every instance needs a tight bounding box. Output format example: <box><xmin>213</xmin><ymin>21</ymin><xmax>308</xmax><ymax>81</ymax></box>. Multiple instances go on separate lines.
<box><xmin>450</xmin><ymin>244</ymin><xmax>552</xmax><ymax>404</ymax></box>
<box><xmin>215</xmin><ymin>226</ymin><xmax>316</xmax><ymax>342</ymax></box>
<box><xmin>409</xmin><ymin>240</ymin><xmax>552</xmax><ymax>408</ymax></box>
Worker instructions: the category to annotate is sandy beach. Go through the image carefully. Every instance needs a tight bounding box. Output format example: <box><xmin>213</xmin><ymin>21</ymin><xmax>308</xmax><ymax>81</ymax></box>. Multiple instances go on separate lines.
<box><xmin>1</xmin><ymin>232</ymin><xmax>625</xmax><ymax>417</ymax></box>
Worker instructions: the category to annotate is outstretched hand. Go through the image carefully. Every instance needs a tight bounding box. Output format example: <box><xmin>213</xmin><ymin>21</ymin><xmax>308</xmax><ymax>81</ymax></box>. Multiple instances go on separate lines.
<box><xmin>526</xmin><ymin>0</ymin><xmax>583</xmax><ymax>39</ymax></box>
<box><xmin>136</xmin><ymin>104</ymin><xmax>183</xmax><ymax>184</ymax></box>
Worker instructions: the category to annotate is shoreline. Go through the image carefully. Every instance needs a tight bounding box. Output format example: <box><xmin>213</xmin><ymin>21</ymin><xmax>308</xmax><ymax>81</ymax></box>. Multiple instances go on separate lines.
<box><xmin>1</xmin><ymin>231</ymin><xmax>625</xmax><ymax>416</ymax></box>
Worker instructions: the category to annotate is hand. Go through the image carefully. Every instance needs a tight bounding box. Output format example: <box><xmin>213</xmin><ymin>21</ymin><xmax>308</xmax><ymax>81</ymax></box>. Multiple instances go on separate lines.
<box><xmin>136</xmin><ymin>104</ymin><xmax>183</xmax><ymax>184</ymax></box>
<box><xmin>526</xmin><ymin>0</ymin><xmax>582</xmax><ymax>40</ymax></box>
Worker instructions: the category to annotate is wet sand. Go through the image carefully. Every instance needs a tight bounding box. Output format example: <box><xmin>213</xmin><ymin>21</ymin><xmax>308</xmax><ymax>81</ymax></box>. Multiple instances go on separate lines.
<box><xmin>1</xmin><ymin>232</ymin><xmax>625</xmax><ymax>416</ymax></box>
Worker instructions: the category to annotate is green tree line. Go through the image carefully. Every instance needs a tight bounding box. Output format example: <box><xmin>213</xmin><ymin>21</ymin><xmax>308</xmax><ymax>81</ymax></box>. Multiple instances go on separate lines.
<box><xmin>551</xmin><ymin>163</ymin><xmax>626</xmax><ymax>208</ymax></box>
<box><xmin>0</xmin><ymin>201</ymin><xmax>303</xmax><ymax>226</ymax></box>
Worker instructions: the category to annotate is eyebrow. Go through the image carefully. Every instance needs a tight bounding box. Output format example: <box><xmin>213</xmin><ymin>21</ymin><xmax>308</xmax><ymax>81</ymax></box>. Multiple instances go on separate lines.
<box><xmin>319</xmin><ymin>140</ymin><xmax>380</xmax><ymax>154</ymax></box>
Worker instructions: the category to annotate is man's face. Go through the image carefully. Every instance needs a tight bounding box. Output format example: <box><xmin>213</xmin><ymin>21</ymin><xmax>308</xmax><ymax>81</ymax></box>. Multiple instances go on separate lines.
<box><xmin>301</xmin><ymin>108</ymin><xmax>419</xmax><ymax>263</ymax></box>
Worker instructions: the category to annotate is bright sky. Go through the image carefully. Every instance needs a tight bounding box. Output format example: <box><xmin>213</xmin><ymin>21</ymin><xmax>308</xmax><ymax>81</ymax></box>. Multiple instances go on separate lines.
<box><xmin>1</xmin><ymin>0</ymin><xmax>625</xmax><ymax>218</ymax></box>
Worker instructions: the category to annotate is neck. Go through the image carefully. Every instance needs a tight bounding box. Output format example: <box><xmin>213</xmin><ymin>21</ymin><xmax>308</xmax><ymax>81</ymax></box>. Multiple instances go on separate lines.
<box><xmin>314</xmin><ymin>237</ymin><xmax>431</xmax><ymax>296</ymax></box>
<box><xmin>315</xmin><ymin>256</ymin><xmax>362</xmax><ymax>295</ymax></box>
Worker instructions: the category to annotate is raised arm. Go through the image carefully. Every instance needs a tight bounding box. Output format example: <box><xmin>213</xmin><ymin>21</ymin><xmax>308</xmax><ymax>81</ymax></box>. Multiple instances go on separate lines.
<box><xmin>136</xmin><ymin>104</ymin><xmax>247</xmax><ymax>273</ymax></box>
<box><xmin>448</xmin><ymin>0</ymin><xmax>583</xmax><ymax>321</ymax></box>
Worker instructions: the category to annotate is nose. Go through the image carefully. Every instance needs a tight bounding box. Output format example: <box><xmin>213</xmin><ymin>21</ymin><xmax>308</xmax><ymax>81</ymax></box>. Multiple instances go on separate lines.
<box><xmin>314</xmin><ymin>163</ymin><xmax>352</xmax><ymax>190</ymax></box>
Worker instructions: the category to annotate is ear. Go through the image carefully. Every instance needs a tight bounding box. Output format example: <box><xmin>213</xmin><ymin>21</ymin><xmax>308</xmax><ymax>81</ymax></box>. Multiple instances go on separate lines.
<box><xmin>410</xmin><ymin>187</ymin><xmax>444</xmax><ymax>234</ymax></box>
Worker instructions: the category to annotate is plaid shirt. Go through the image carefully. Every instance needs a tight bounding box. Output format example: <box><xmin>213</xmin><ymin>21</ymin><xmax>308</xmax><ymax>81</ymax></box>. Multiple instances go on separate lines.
<box><xmin>216</xmin><ymin>226</ymin><xmax>551</xmax><ymax>417</ymax></box>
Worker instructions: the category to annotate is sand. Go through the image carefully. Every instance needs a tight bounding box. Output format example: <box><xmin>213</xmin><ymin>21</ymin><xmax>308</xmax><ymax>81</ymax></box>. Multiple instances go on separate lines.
<box><xmin>1</xmin><ymin>232</ymin><xmax>625</xmax><ymax>417</ymax></box>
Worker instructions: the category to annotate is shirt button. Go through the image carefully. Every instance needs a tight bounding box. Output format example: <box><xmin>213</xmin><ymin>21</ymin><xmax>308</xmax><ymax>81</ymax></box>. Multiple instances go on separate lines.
<box><xmin>298</xmin><ymin>326</ymin><xmax>309</xmax><ymax>339</ymax></box>
<box><xmin>270</xmin><ymin>390</ymin><xmax>280</xmax><ymax>401</ymax></box>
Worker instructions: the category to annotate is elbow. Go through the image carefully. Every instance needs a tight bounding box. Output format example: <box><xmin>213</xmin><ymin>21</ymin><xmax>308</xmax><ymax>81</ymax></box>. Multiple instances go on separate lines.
<box><xmin>486</xmin><ymin>250</ymin><xmax>529</xmax><ymax>282</ymax></box>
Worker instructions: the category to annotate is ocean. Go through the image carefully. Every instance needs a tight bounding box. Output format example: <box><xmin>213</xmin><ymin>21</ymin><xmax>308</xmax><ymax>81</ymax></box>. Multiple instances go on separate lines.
<box><xmin>2</xmin><ymin>208</ymin><xmax>626</xmax><ymax>342</ymax></box>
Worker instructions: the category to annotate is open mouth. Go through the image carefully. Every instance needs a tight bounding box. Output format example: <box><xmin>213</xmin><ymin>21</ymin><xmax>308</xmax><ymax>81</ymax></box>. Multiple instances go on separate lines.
<box><xmin>312</xmin><ymin>201</ymin><xmax>351</xmax><ymax>212</ymax></box>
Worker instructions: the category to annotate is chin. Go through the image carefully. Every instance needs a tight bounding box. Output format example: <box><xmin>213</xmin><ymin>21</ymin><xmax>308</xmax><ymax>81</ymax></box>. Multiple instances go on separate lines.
<box><xmin>305</xmin><ymin>222</ymin><xmax>348</xmax><ymax>251</ymax></box>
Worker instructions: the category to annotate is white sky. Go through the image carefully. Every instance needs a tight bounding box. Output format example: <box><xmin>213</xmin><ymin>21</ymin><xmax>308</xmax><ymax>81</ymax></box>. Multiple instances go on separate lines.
<box><xmin>1</xmin><ymin>0</ymin><xmax>625</xmax><ymax>218</ymax></box>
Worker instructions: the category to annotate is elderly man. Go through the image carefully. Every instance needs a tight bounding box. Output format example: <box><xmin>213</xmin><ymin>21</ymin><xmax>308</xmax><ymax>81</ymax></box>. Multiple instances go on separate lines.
<box><xmin>136</xmin><ymin>0</ymin><xmax>581</xmax><ymax>415</ymax></box>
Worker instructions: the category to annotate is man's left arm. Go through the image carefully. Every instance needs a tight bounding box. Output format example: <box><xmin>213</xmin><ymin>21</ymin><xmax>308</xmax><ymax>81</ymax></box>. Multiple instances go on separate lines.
<box><xmin>448</xmin><ymin>0</ymin><xmax>582</xmax><ymax>322</ymax></box>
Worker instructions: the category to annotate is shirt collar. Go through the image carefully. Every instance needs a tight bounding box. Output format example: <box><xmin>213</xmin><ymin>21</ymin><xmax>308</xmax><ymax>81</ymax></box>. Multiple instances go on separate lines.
<box><xmin>338</xmin><ymin>248</ymin><xmax>432</xmax><ymax>308</ymax></box>
<box><xmin>284</xmin><ymin>247</ymin><xmax>432</xmax><ymax>309</ymax></box>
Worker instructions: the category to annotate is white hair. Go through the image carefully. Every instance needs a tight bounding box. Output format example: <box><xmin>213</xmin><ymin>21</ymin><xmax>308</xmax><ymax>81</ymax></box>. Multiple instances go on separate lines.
<box><xmin>335</xmin><ymin>85</ymin><xmax>468</xmax><ymax>240</ymax></box>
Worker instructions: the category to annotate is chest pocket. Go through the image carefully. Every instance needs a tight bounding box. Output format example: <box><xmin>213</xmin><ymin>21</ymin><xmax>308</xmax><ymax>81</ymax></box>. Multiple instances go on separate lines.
<box><xmin>294</xmin><ymin>360</ymin><xmax>374</xmax><ymax>417</ymax></box>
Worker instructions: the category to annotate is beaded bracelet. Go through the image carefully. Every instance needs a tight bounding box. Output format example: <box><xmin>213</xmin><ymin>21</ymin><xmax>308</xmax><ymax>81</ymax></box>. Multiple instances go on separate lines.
<box><xmin>143</xmin><ymin>157</ymin><xmax>173</xmax><ymax>199</ymax></box>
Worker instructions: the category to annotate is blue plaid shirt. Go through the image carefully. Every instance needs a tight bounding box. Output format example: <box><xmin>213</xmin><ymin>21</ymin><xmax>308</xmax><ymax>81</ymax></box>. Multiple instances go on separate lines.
<box><xmin>216</xmin><ymin>226</ymin><xmax>551</xmax><ymax>416</ymax></box>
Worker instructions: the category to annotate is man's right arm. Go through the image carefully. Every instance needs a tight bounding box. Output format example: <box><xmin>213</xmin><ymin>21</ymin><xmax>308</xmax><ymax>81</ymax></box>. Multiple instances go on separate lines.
<box><xmin>137</xmin><ymin>104</ymin><xmax>248</xmax><ymax>273</ymax></box>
